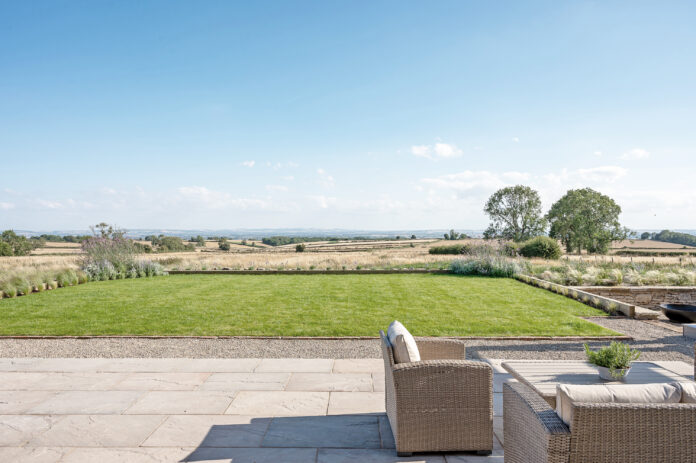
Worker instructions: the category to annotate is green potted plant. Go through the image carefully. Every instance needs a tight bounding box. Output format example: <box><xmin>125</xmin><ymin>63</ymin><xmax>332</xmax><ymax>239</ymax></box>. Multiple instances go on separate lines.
<box><xmin>584</xmin><ymin>342</ymin><xmax>641</xmax><ymax>380</ymax></box>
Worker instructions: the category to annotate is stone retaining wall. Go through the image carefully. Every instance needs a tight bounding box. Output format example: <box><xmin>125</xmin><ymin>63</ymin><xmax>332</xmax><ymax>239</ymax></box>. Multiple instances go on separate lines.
<box><xmin>579</xmin><ymin>286</ymin><xmax>696</xmax><ymax>310</ymax></box>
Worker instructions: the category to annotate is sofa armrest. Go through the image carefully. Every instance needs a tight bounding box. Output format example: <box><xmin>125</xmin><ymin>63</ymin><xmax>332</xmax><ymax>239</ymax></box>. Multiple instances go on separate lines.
<box><xmin>503</xmin><ymin>382</ymin><xmax>570</xmax><ymax>463</ymax></box>
<box><xmin>415</xmin><ymin>337</ymin><xmax>467</xmax><ymax>360</ymax></box>
<box><xmin>568</xmin><ymin>402</ymin><xmax>696</xmax><ymax>462</ymax></box>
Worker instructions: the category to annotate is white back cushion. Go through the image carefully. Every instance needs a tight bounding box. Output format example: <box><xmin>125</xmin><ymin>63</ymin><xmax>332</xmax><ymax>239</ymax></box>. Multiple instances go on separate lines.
<box><xmin>556</xmin><ymin>383</ymin><xmax>681</xmax><ymax>427</ymax></box>
<box><xmin>679</xmin><ymin>382</ymin><xmax>696</xmax><ymax>403</ymax></box>
<box><xmin>387</xmin><ymin>320</ymin><xmax>421</xmax><ymax>364</ymax></box>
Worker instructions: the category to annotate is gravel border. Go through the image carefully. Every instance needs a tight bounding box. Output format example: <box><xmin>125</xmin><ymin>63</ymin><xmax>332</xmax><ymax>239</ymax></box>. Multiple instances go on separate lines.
<box><xmin>0</xmin><ymin>318</ymin><xmax>692</xmax><ymax>363</ymax></box>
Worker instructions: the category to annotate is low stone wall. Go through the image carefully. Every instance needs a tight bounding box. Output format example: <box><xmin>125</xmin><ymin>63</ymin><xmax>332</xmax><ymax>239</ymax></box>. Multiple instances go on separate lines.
<box><xmin>579</xmin><ymin>286</ymin><xmax>696</xmax><ymax>311</ymax></box>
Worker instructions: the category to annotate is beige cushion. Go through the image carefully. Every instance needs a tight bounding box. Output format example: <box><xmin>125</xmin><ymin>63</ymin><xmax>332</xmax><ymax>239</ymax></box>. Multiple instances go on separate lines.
<box><xmin>387</xmin><ymin>320</ymin><xmax>420</xmax><ymax>363</ymax></box>
<box><xmin>556</xmin><ymin>383</ymin><xmax>681</xmax><ymax>427</ymax></box>
<box><xmin>679</xmin><ymin>382</ymin><xmax>696</xmax><ymax>403</ymax></box>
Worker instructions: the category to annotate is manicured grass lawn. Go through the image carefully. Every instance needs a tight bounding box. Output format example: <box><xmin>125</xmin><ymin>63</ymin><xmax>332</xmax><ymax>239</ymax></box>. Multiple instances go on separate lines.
<box><xmin>0</xmin><ymin>274</ymin><xmax>618</xmax><ymax>336</ymax></box>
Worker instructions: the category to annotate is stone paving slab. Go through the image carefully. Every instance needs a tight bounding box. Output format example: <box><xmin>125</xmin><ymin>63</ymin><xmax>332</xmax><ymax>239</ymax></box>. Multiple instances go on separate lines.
<box><xmin>198</xmin><ymin>372</ymin><xmax>290</xmax><ymax>391</ymax></box>
<box><xmin>328</xmin><ymin>391</ymin><xmax>385</xmax><ymax>415</ymax></box>
<box><xmin>285</xmin><ymin>373</ymin><xmax>374</xmax><ymax>392</ymax></box>
<box><xmin>115</xmin><ymin>372</ymin><xmax>211</xmax><ymax>390</ymax></box>
<box><xmin>27</xmin><ymin>391</ymin><xmax>143</xmax><ymax>415</ymax></box>
<box><xmin>29</xmin><ymin>415</ymin><xmax>165</xmax><ymax>447</ymax></box>
<box><xmin>226</xmin><ymin>391</ymin><xmax>330</xmax><ymax>416</ymax></box>
<box><xmin>125</xmin><ymin>391</ymin><xmax>235</xmax><ymax>415</ymax></box>
<box><xmin>142</xmin><ymin>415</ymin><xmax>271</xmax><ymax>448</ymax></box>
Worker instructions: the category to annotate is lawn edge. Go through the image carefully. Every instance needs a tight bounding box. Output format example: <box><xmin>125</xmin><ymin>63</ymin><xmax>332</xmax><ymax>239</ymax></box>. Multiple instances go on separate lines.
<box><xmin>0</xmin><ymin>334</ymin><xmax>631</xmax><ymax>340</ymax></box>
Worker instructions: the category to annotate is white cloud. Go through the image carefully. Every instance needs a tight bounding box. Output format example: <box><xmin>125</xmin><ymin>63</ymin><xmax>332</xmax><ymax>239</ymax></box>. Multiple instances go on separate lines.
<box><xmin>594</xmin><ymin>151</ymin><xmax>603</xmax><ymax>157</ymax></box>
<box><xmin>0</xmin><ymin>202</ymin><xmax>15</xmax><ymax>210</ymax></box>
<box><xmin>512</xmin><ymin>137</ymin><xmax>520</xmax><ymax>143</ymax></box>
<box><xmin>281</xmin><ymin>175</ymin><xmax>295</xmax><ymax>181</ymax></box>
<box><xmin>241</xmin><ymin>160</ymin><xmax>255</xmax><ymax>168</ymax></box>
<box><xmin>410</xmin><ymin>142</ymin><xmax>462</xmax><ymax>160</ymax></box>
<box><xmin>267</xmin><ymin>161</ymin><xmax>299</xmax><ymax>170</ymax></box>
<box><xmin>308</xmin><ymin>195</ymin><xmax>336</xmax><ymax>209</ymax></box>
<box><xmin>576</xmin><ymin>166</ymin><xmax>627</xmax><ymax>183</ymax></box>
<box><xmin>421</xmin><ymin>170</ymin><xmax>529</xmax><ymax>193</ymax></box>
<box><xmin>35</xmin><ymin>199</ymin><xmax>65</xmax><ymax>209</ymax></box>
<box><xmin>317</xmin><ymin>168</ymin><xmax>335</xmax><ymax>188</ymax></box>
<box><xmin>621</xmin><ymin>148</ymin><xmax>650</xmax><ymax>160</ymax></box>
<box><xmin>266</xmin><ymin>184</ymin><xmax>289</xmax><ymax>192</ymax></box>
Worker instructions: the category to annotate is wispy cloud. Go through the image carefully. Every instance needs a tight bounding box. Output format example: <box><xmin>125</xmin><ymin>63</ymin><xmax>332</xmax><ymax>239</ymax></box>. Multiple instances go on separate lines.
<box><xmin>266</xmin><ymin>184</ymin><xmax>289</xmax><ymax>192</ymax></box>
<box><xmin>241</xmin><ymin>160</ymin><xmax>255</xmax><ymax>168</ymax></box>
<box><xmin>410</xmin><ymin>142</ymin><xmax>463</xmax><ymax>160</ymax></box>
<box><xmin>308</xmin><ymin>195</ymin><xmax>336</xmax><ymax>209</ymax></box>
<box><xmin>177</xmin><ymin>186</ymin><xmax>271</xmax><ymax>210</ymax></box>
<box><xmin>267</xmin><ymin>161</ymin><xmax>299</xmax><ymax>170</ymax></box>
<box><xmin>621</xmin><ymin>148</ymin><xmax>650</xmax><ymax>160</ymax></box>
<box><xmin>317</xmin><ymin>168</ymin><xmax>335</xmax><ymax>188</ymax></box>
<box><xmin>512</xmin><ymin>137</ymin><xmax>520</xmax><ymax>143</ymax></box>
<box><xmin>594</xmin><ymin>151</ymin><xmax>603</xmax><ymax>157</ymax></box>
<box><xmin>0</xmin><ymin>202</ymin><xmax>15</xmax><ymax>210</ymax></box>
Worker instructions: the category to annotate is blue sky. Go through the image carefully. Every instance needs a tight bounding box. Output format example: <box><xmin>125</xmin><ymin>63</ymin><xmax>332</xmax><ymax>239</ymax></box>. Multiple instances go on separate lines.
<box><xmin>1</xmin><ymin>0</ymin><xmax>695</xmax><ymax>231</ymax></box>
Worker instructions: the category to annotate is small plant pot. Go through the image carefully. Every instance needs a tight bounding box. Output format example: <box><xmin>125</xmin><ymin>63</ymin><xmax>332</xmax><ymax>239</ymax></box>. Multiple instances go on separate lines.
<box><xmin>596</xmin><ymin>366</ymin><xmax>631</xmax><ymax>381</ymax></box>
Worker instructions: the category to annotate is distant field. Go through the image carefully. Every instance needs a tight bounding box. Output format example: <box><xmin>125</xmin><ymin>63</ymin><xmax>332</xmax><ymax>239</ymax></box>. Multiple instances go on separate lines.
<box><xmin>0</xmin><ymin>274</ymin><xmax>616</xmax><ymax>337</ymax></box>
<box><xmin>611</xmin><ymin>239</ymin><xmax>695</xmax><ymax>250</ymax></box>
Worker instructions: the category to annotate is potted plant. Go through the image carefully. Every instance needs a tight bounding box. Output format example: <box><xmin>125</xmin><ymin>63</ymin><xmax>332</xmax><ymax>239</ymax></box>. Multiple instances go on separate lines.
<box><xmin>584</xmin><ymin>342</ymin><xmax>641</xmax><ymax>380</ymax></box>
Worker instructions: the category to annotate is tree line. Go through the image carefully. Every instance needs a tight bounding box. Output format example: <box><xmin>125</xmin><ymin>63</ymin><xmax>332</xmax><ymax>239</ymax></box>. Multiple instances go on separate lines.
<box><xmin>482</xmin><ymin>186</ymin><xmax>629</xmax><ymax>254</ymax></box>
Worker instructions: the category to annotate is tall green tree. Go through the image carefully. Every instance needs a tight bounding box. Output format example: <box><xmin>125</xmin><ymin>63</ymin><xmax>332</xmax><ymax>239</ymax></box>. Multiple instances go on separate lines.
<box><xmin>0</xmin><ymin>230</ymin><xmax>36</xmax><ymax>256</ymax></box>
<box><xmin>546</xmin><ymin>188</ymin><xmax>629</xmax><ymax>254</ymax></box>
<box><xmin>483</xmin><ymin>185</ymin><xmax>546</xmax><ymax>242</ymax></box>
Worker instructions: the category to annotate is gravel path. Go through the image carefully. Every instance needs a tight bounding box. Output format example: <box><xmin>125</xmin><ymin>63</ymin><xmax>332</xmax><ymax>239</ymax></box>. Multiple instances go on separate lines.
<box><xmin>0</xmin><ymin>318</ymin><xmax>692</xmax><ymax>363</ymax></box>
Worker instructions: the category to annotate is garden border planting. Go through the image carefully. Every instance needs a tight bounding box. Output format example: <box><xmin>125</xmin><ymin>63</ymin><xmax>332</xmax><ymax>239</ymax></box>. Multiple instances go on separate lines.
<box><xmin>515</xmin><ymin>274</ymin><xmax>658</xmax><ymax>320</ymax></box>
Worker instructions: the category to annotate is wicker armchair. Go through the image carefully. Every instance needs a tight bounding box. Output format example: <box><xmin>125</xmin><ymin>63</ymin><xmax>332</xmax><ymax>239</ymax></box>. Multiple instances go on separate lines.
<box><xmin>504</xmin><ymin>381</ymin><xmax>696</xmax><ymax>463</ymax></box>
<box><xmin>379</xmin><ymin>331</ymin><xmax>493</xmax><ymax>456</ymax></box>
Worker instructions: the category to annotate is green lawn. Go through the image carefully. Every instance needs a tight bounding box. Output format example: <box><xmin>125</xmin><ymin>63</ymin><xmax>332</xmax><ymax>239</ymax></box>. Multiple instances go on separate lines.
<box><xmin>0</xmin><ymin>274</ymin><xmax>618</xmax><ymax>336</ymax></box>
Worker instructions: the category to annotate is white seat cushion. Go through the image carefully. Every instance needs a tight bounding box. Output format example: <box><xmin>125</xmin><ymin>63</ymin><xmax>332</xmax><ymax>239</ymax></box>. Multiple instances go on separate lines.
<box><xmin>387</xmin><ymin>320</ymin><xmax>421</xmax><ymax>364</ymax></box>
<box><xmin>556</xmin><ymin>382</ymin><xmax>681</xmax><ymax>427</ymax></box>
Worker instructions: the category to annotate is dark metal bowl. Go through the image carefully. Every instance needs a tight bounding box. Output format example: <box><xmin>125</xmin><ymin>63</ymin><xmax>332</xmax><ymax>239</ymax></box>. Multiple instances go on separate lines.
<box><xmin>660</xmin><ymin>304</ymin><xmax>696</xmax><ymax>323</ymax></box>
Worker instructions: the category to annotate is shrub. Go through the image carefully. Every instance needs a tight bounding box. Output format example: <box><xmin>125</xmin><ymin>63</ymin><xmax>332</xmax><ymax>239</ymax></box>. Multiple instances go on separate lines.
<box><xmin>501</xmin><ymin>242</ymin><xmax>519</xmax><ymax>257</ymax></box>
<box><xmin>57</xmin><ymin>269</ymin><xmax>78</xmax><ymax>287</ymax></box>
<box><xmin>11</xmin><ymin>276</ymin><xmax>32</xmax><ymax>296</ymax></box>
<box><xmin>1</xmin><ymin>280</ymin><xmax>17</xmax><ymax>298</ymax></box>
<box><xmin>296</xmin><ymin>243</ymin><xmax>306</xmax><ymax>252</ymax></box>
<box><xmin>450</xmin><ymin>255</ymin><xmax>522</xmax><ymax>277</ymax></box>
<box><xmin>76</xmin><ymin>270</ymin><xmax>89</xmax><ymax>284</ymax></box>
<box><xmin>518</xmin><ymin>236</ymin><xmax>562</xmax><ymax>259</ymax></box>
<box><xmin>83</xmin><ymin>260</ymin><xmax>118</xmax><ymax>281</ymax></box>
<box><xmin>81</xmin><ymin>235</ymin><xmax>136</xmax><ymax>272</ymax></box>
<box><xmin>429</xmin><ymin>245</ymin><xmax>465</xmax><ymax>255</ymax></box>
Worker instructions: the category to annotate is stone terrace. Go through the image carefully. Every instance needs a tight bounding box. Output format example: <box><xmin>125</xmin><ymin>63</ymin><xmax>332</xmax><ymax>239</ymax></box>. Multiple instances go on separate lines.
<box><xmin>1</xmin><ymin>357</ymin><xmax>693</xmax><ymax>462</ymax></box>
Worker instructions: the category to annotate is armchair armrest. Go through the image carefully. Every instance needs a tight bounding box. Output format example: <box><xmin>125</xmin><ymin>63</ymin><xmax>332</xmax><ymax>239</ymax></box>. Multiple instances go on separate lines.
<box><xmin>503</xmin><ymin>382</ymin><xmax>570</xmax><ymax>463</ymax></box>
<box><xmin>392</xmin><ymin>360</ymin><xmax>492</xmax><ymax>410</ymax></box>
<box><xmin>415</xmin><ymin>337</ymin><xmax>467</xmax><ymax>360</ymax></box>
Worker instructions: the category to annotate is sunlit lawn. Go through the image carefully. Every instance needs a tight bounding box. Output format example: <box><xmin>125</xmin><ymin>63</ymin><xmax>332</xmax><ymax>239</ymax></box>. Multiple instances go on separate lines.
<box><xmin>0</xmin><ymin>274</ymin><xmax>617</xmax><ymax>336</ymax></box>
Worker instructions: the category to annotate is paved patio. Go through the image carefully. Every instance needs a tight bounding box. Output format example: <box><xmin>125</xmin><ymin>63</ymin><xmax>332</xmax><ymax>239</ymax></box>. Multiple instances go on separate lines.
<box><xmin>0</xmin><ymin>357</ymin><xmax>692</xmax><ymax>462</ymax></box>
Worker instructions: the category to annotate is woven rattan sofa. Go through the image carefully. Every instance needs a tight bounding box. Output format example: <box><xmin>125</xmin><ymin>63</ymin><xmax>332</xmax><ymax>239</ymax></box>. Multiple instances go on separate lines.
<box><xmin>379</xmin><ymin>331</ymin><xmax>493</xmax><ymax>456</ymax></box>
<box><xmin>503</xmin><ymin>381</ymin><xmax>696</xmax><ymax>463</ymax></box>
